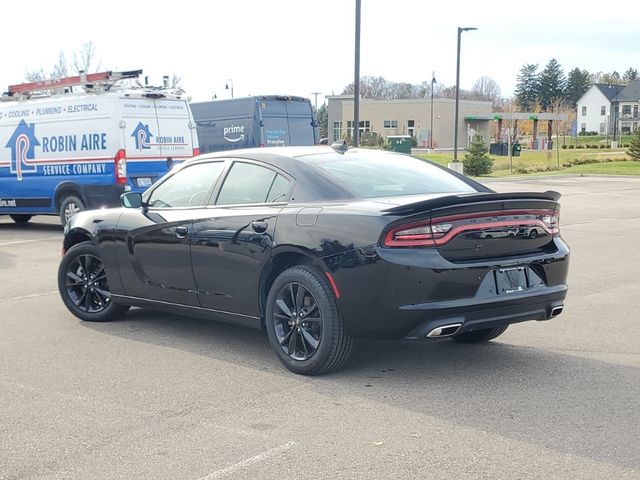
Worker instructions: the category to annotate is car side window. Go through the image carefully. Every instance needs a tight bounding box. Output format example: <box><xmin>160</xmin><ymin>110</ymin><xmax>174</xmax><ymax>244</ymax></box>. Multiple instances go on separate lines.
<box><xmin>267</xmin><ymin>174</ymin><xmax>291</xmax><ymax>203</ymax></box>
<box><xmin>216</xmin><ymin>162</ymin><xmax>290</xmax><ymax>205</ymax></box>
<box><xmin>147</xmin><ymin>161</ymin><xmax>224</xmax><ymax>208</ymax></box>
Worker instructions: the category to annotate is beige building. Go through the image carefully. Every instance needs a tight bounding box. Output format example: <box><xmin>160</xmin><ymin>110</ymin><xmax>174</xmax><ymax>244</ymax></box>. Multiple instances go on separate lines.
<box><xmin>327</xmin><ymin>95</ymin><xmax>493</xmax><ymax>149</ymax></box>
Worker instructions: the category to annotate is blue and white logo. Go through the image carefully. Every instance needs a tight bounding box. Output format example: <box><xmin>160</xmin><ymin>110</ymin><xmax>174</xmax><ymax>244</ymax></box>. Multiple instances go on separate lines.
<box><xmin>5</xmin><ymin>120</ymin><xmax>40</xmax><ymax>180</ymax></box>
<box><xmin>131</xmin><ymin>122</ymin><xmax>153</xmax><ymax>150</ymax></box>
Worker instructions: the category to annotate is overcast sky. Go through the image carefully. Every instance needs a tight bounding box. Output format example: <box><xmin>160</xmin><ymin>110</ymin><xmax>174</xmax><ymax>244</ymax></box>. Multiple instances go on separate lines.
<box><xmin>1</xmin><ymin>0</ymin><xmax>638</xmax><ymax>105</ymax></box>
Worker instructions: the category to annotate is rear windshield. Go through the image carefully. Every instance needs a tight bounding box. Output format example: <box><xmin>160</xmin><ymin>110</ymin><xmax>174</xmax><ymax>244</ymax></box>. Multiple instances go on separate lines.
<box><xmin>303</xmin><ymin>151</ymin><xmax>477</xmax><ymax>198</ymax></box>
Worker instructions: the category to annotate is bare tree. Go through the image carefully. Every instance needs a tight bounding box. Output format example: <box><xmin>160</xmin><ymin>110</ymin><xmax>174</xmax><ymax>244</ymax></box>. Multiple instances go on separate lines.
<box><xmin>73</xmin><ymin>41</ymin><xmax>101</xmax><ymax>74</ymax></box>
<box><xmin>52</xmin><ymin>52</ymin><xmax>69</xmax><ymax>79</ymax></box>
<box><xmin>24</xmin><ymin>67</ymin><xmax>47</xmax><ymax>82</ymax></box>
<box><xmin>471</xmin><ymin>76</ymin><xmax>501</xmax><ymax>105</ymax></box>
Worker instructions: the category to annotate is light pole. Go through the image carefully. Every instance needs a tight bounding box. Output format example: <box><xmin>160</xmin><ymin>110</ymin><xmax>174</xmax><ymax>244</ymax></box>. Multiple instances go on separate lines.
<box><xmin>353</xmin><ymin>0</ymin><xmax>361</xmax><ymax>147</ymax></box>
<box><xmin>430</xmin><ymin>71</ymin><xmax>436</xmax><ymax>149</ymax></box>
<box><xmin>225</xmin><ymin>79</ymin><xmax>234</xmax><ymax>99</ymax></box>
<box><xmin>453</xmin><ymin>26</ymin><xmax>477</xmax><ymax>163</ymax></box>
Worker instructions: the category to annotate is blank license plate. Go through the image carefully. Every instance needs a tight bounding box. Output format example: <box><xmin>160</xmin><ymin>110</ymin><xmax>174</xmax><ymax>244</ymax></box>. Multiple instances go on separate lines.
<box><xmin>136</xmin><ymin>177</ymin><xmax>152</xmax><ymax>188</ymax></box>
<box><xmin>495</xmin><ymin>267</ymin><xmax>528</xmax><ymax>294</ymax></box>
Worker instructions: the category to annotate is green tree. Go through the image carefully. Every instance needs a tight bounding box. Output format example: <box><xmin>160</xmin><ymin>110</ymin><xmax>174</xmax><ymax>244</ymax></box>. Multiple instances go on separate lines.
<box><xmin>514</xmin><ymin>64</ymin><xmax>539</xmax><ymax>111</ymax></box>
<box><xmin>463</xmin><ymin>135</ymin><xmax>493</xmax><ymax>175</ymax></box>
<box><xmin>627</xmin><ymin>129</ymin><xmax>640</xmax><ymax>161</ymax></box>
<box><xmin>565</xmin><ymin>68</ymin><xmax>591</xmax><ymax>107</ymax></box>
<box><xmin>623</xmin><ymin>67</ymin><xmax>638</xmax><ymax>84</ymax></box>
<box><xmin>538</xmin><ymin>59</ymin><xmax>566</xmax><ymax>111</ymax></box>
<box><xmin>315</xmin><ymin>103</ymin><xmax>328</xmax><ymax>139</ymax></box>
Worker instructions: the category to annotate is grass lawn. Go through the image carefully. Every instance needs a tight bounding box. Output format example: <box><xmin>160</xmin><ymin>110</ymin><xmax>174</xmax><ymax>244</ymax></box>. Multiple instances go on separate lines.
<box><xmin>416</xmin><ymin>149</ymin><xmax>640</xmax><ymax>177</ymax></box>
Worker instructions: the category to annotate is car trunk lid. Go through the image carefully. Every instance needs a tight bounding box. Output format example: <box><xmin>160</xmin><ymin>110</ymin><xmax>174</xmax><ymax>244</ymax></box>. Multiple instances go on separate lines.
<box><xmin>382</xmin><ymin>191</ymin><xmax>561</xmax><ymax>262</ymax></box>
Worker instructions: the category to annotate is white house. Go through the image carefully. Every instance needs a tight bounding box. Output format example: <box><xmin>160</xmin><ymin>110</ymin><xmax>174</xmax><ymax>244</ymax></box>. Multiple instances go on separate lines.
<box><xmin>576</xmin><ymin>80</ymin><xmax>640</xmax><ymax>136</ymax></box>
<box><xmin>616</xmin><ymin>80</ymin><xmax>640</xmax><ymax>135</ymax></box>
<box><xmin>576</xmin><ymin>83</ymin><xmax>624</xmax><ymax>135</ymax></box>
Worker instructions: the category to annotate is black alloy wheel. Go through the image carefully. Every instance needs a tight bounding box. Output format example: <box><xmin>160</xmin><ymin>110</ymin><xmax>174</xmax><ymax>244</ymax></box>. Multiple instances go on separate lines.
<box><xmin>266</xmin><ymin>266</ymin><xmax>353</xmax><ymax>375</ymax></box>
<box><xmin>273</xmin><ymin>282</ymin><xmax>322</xmax><ymax>361</ymax></box>
<box><xmin>57</xmin><ymin>241</ymin><xmax>129</xmax><ymax>322</ymax></box>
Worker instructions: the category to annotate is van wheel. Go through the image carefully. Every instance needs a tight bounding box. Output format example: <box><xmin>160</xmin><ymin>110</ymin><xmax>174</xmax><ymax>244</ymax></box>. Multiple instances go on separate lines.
<box><xmin>59</xmin><ymin>195</ymin><xmax>85</xmax><ymax>226</ymax></box>
<box><xmin>10</xmin><ymin>214</ymin><xmax>33</xmax><ymax>224</ymax></box>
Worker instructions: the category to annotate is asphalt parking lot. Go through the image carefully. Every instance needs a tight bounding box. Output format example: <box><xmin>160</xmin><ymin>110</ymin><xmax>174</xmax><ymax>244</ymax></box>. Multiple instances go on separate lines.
<box><xmin>1</xmin><ymin>175</ymin><xmax>639</xmax><ymax>480</ymax></box>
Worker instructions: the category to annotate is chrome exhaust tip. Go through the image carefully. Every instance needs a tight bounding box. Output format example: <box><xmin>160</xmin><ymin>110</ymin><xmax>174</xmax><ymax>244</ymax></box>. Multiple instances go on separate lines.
<box><xmin>426</xmin><ymin>323</ymin><xmax>462</xmax><ymax>338</ymax></box>
<box><xmin>549</xmin><ymin>305</ymin><xmax>564</xmax><ymax>317</ymax></box>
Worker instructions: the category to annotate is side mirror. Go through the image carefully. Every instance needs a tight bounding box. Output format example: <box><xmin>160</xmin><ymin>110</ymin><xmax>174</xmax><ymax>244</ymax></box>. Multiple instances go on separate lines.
<box><xmin>121</xmin><ymin>192</ymin><xmax>143</xmax><ymax>208</ymax></box>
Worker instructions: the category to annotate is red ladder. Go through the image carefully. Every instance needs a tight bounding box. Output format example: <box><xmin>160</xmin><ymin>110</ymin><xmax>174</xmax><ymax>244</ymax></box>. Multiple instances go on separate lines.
<box><xmin>8</xmin><ymin>69</ymin><xmax>143</xmax><ymax>95</ymax></box>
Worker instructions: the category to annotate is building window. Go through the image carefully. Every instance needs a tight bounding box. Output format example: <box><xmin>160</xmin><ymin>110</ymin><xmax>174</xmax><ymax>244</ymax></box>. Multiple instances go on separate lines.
<box><xmin>633</xmin><ymin>122</ymin><xmax>638</xmax><ymax>132</ymax></box>
<box><xmin>580</xmin><ymin>123</ymin><xmax>586</xmax><ymax>133</ymax></box>
<box><xmin>621</xmin><ymin>122</ymin><xmax>631</xmax><ymax>134</ymax></box>
<box><xmin>333</xmin><ymin>121</ymin><xmax>342</xmax><ymax>141</ymax></box>
<box><xmin>383</xmin><ymin>120</ymin><xmax>398</xmax><ymax>129</ymax></box>
<box><xmin>601</xmin><ymin>106</ymin><xmax>606</xmax><ymax>116</ymax></box>
<box><xmin>581</xmin><ymin>106</ymin><xmax>587</xmax><ymax>116</ymax></box>
<box><xmin>634</xmin><ymin>105</ymin><xmax>639</xmax><ymax>118</ymax></box>
<box><xmin>347</xmin><ymin>120</ymin><xmax>371</xmax><ymax>138</ymax></box>
<box><xmin>599</xmin><ymin>123</ymin><xmax>605</xmax><ymax>134</ymax></box>
<box><xmin>407</xmin><ymin>119</ymin><xmax>415</xmax><ymax>137</ymax></box>
<box><xmin>622</xmin><ymin>105</ymin><xmax>632</xmax><ymax>117</ymax></box>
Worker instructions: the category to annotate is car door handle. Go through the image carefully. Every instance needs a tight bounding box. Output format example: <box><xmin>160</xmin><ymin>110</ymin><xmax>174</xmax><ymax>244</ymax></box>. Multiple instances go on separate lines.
<box><xmin>251</xmin><ymin>221</ymin><xmax>268</xmax><ymax>233</ymax></box>
<box><xmin>175</xmin><ymin>226</ymin><xmax>189</xmax><ymax>238</ymax></box>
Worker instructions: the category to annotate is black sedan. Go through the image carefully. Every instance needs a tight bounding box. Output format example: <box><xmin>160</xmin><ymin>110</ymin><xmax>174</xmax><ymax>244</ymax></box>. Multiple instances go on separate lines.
<box><xmin>58</xmin><ymin>145</ymin><xmax>569</xmax><ymax>375</ymax></box>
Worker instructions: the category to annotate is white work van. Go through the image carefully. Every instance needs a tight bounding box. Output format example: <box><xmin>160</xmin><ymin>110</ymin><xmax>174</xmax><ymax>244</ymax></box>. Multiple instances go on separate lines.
<box><xmin>0</xmin><ymin>70</ymin><xmax>199</xmax><ymax>224</ymax></box>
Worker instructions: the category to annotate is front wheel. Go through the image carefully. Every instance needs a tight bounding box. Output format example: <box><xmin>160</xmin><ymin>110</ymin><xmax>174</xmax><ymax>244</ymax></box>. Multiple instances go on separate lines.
<box><xmin>57</xmin><ymin>241</ymin><xmax>129</xmax><ymax>322</ymax></box>
<box><xmin>452</xmin><ymin>325</ymin><xmax>509</xmax><ymax>344</ymax></box>
<box><xmin>265</xmin><ymin>266</ymin><xmax>352</xmax><ymax>375</ymax></box>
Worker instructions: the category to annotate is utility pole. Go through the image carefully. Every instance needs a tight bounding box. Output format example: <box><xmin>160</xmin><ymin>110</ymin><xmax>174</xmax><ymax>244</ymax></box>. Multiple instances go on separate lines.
<box><xmin>311</xmin><ymin>92</ymin><xmax>321</xmax><ymax>111</ymax></box>
<box><xmin>430</xmin><ymin>72</ymin><xmax>436</xmax><ymax>149</ymax></box>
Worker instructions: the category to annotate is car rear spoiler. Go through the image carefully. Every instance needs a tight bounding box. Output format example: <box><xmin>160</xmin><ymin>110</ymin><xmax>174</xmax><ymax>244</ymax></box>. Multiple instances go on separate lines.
<box><xmin>382</xmin><ymin>191</ymin><xmax>561</xmax><ymax>215</ymax></box>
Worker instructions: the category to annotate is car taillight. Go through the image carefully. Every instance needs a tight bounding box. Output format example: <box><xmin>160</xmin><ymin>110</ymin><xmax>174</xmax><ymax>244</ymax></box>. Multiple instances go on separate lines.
<box><xmin>542</xmin><ymin>209</ymin><xmax>560</xmax><ymax>236</ymax></box>
<box><xmin>115</xmin><ymin>149</ymin><xmax>127</xmax><ymax>185</ymax></box>
<box><xmin>383</xmin><ymin>208</ymin><xmax>561</xmax><ymax>247</ymax></box>
<box><xmin>192</xmin><ymin>147</ymin><xmax>200</xmax><ymax>157</ymax></box>
<box><xmin>383</xmin><ymin>220</ymin><xmax>452</xmax><ymax>247</ymax></box>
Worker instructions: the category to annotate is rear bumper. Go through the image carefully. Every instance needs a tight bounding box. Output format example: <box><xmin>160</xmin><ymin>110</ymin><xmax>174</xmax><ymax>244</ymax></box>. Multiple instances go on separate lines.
<box><xmin>403</xmin><ymin>284</ymin><xmax>567</xmax><ymax>339</ymax></box>
<box><xmin>325</xmin><ymin>238</ymin><xmax>570</xmax><ymax>339</ymax></box>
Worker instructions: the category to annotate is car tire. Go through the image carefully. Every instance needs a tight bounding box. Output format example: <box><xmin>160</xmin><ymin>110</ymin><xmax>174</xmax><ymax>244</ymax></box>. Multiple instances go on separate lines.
<box><xmin>58</xmin><ymin>241</ymin><xmax>129</xmax><ymax>322</ymax></box>
<box><xmin>59</xmin><ymin>195</ymin><xmax>85</xmax><ymax>226</ymax></box>
<box><xmin>452</xmin><ymin>325</ymin><xmax>509</xmax><ymax>344</ymax></box>
<box><xmin>10</xmin><ymin>214</ymin><xmax>33</xmax><ymax>224</ymax></box>
<box><xmin>265</xmin><ymin>266</ymin><xmax>353</xmax><ymax>375</ymax></box>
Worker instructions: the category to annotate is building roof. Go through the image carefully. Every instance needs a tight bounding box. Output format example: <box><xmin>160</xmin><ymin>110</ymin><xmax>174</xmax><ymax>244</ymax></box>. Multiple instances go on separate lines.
<box><xmin>617</xmin><ymin>79</ymin><xmax>640</xmax><ymax>102</ymax></box>
<box><xmin>594</xmin><ymin>83</ymin><xmax>626</xmax><ymax>101</ymax></box>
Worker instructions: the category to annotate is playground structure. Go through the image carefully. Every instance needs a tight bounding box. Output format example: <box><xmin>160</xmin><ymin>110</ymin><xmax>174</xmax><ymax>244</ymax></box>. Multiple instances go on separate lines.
<box><xmin>465</xmin><ymin>112</ymin><xmax>569</xmax><ymax>154</ymax></box>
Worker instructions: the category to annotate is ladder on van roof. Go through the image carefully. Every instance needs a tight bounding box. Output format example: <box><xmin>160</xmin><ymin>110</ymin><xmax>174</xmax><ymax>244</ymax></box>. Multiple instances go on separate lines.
<box><xmin>6</xmin><ymin>69</ymin><xmax>143</xmax><ymax>96</ymax></box>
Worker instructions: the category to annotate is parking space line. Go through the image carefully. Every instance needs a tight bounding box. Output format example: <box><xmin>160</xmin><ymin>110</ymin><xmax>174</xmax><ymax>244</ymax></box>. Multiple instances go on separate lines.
<box><xmin>0</xmin><ymin>291</ymin><xmax>58</xmax><ymax>303</ymax></box>
<box><xmin>196</xmin><ymin>441</ymin><xmax>295</xmax><ymax>480</ymax></box>
<box><xmin>0</xmin><ymin>236</ymin><xmax>60</xmax><ymax>247</ymax></box>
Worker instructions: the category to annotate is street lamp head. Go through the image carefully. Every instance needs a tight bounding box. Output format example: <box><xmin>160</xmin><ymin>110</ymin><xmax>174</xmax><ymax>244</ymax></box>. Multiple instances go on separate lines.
<box><xmin>459</xmin><ymin>26</ymin><xmax>478</xmax><ymax>32</ymax></box>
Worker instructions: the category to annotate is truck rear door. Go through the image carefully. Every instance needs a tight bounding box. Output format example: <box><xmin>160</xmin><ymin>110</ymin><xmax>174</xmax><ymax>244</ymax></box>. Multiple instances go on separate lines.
<box><xmin>121</xmin><ymin>95</ymin><xmax>197</xmax><ymax>191</ymax></box>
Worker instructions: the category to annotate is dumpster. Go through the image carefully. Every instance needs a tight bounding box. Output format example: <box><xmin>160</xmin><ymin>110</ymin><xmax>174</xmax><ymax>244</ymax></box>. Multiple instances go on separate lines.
<box><xmin>387</xmin><ymin>135</ymin><xmax>413</xmax><ymax>154</ymax></box>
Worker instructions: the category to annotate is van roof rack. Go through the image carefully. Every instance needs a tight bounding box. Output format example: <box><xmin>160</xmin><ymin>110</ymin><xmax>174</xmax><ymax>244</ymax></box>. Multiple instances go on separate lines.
<box><xmin>5</xmin><ymin>69</ymin><xmax>143</xmax><ymax>97</ymax></box>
